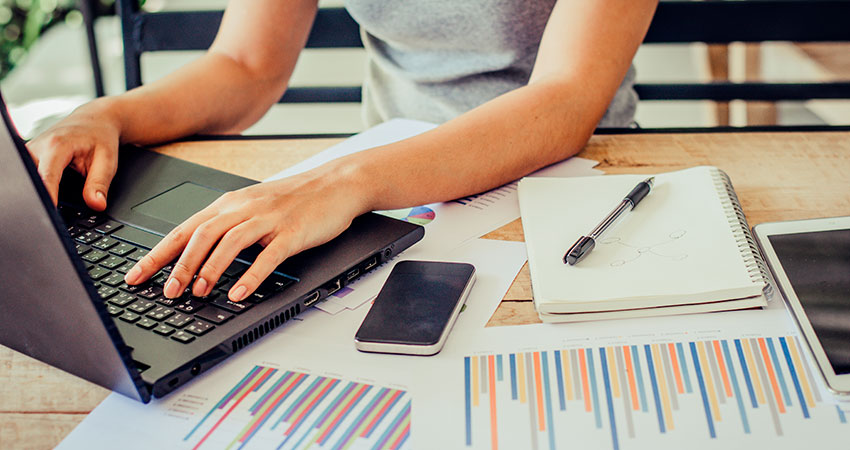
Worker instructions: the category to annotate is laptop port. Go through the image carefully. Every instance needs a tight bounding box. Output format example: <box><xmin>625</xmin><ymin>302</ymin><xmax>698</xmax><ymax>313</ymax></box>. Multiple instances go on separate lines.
<box><xmin>346</xmin><ymin>268</ymin><xmax>360</xmax><ymax>281</ymax></box>
<box><xmin>304</xmin><ymin>290</ymin><xmax>321</xmax><ymax>307</ymax></box>
<box><xmin>364</xmin><ymin>255</ymin><xmax>379</xmax><ymax>271</ymax></box>
<box><xmin>326</xmin><ymin>279</ymin><xmax>342</xmax><ymax>296</ymax></box>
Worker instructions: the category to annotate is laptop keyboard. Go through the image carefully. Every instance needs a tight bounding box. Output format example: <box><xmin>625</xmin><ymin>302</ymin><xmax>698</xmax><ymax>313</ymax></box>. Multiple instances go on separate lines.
<box><xmin>59</xmin><ymin>204</ymin><xmax>297</xmax><ymax>345</ymax></box>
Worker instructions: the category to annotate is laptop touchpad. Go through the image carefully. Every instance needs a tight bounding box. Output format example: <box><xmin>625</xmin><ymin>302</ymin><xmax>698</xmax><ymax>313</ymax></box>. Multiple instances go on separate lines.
<box><xmin>132</xmin><ymin>182</ymin><xmax>224</xmax><ymax>225</ymax></box>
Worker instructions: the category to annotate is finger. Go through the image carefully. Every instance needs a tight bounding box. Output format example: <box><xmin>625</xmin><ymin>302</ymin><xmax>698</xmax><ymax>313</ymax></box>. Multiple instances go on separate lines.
<box><xmin>163</xmin><ymin>214</ymin><xmax>247</xmax><ymax>298</ymax></box>
<box><xmin>37</xmin><ymin>150</ymin><xmax>73</xmax><ymax>206</ymax></box>
<box><xmin>124</xmin><ymin>209</ymin><xmax>218</xmax><ymax>285</ymax></box>
<box><xmin>82</xmin><ymin>145</ymin><xmax>117</xmax><ymax>211</ymax></box>
<box><xmin>194</xmin><ymin>220</ymin><xmax>272</xmax><ymax>297</ymax></box>
<box><xmin>229</xmin><ymin>239</ymin><xmax>292</xmax><ymax>302</ymax></box>
<box><xmin>24</xmin><ymin>142</ymin><xmax>40</xmax><ymax>166</ymax></box>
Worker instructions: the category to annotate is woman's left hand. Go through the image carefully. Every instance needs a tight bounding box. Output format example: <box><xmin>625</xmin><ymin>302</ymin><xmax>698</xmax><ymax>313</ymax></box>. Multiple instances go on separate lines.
<box><xmin>123</xmin><ymin>163</ymin><xmax>368</xmax><ymax>302</ymax></box>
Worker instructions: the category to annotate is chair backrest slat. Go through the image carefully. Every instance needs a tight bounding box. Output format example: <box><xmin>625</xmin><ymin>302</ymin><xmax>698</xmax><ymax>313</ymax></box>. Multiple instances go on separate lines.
<box><xmin>117</xmin><ymin>1</ymin><xmax>850</xmax><ymax>104</ymax></box>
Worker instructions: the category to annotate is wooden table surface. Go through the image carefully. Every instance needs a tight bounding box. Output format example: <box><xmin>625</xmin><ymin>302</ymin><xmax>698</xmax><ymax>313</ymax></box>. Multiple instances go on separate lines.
<box><xmin>3</xmin><ymin>131</ymin><xmax>850</xmax><ymax>448</ymax></box>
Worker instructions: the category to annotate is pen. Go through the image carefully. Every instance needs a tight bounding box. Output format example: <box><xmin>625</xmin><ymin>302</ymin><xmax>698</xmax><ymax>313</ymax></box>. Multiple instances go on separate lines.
<box><xmin>564</xmin><ymin>177</ymin><xmax>655</xmax><ymax>265</ymax></box>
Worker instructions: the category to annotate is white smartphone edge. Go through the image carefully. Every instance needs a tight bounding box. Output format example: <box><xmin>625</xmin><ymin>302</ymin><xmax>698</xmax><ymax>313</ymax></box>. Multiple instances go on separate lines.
<box><xmin>354</xmin><ymin>270</ymin><xmax>476</xmax><ymax>356</ymax></box>
<box><xmin>753</xmin><ymin>216</ymin><xmax>850</xmax><ymax>397</ymax></box>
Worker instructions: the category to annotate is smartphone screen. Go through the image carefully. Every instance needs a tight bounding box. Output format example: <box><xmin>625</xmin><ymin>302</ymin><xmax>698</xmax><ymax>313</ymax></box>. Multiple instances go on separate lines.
<box><xmin>355</xmin><ymin>261</ymin><xmax>475</xmax><ymax>353</ymax></box>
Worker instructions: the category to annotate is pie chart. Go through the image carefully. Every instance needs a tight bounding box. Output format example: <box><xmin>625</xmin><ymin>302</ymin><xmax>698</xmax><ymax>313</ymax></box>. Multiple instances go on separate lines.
<box><xmin>380</xmin><ymin>206</ymin><xmax>436</xmax><ymax>226</ymax></box>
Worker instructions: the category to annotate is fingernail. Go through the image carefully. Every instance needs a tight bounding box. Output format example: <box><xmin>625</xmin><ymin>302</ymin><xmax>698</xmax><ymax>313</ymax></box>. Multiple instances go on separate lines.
<box><xmin>230</xmin><ymin>285</ymin><xmax>247</xmax><ymax>302</ymax></box>
<box><xmin>194</xmin><ymin>277</ymin><xmax>208</xmax><ymax>297</ymax></box>
<box><xmin>96</xmin><ymin>190</ymin><xmax>106</xmax><ymax>203</ymax></box>
<box><xmin>165</xmin><ymin>278</ymin><xmax>182</xmax><ymax>298</ymax></box>
<box><xmin>125</xmin><ymin>265</ymin><xmax>141</xmax><ymax>284</ymax></box>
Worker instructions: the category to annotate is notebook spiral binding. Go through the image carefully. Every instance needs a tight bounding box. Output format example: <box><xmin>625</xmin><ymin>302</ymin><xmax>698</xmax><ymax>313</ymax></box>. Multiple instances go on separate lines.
<box><xmin>711</xmin><ymin>168</ymin><xmax>774</xmax><ymax>299</ymax></box>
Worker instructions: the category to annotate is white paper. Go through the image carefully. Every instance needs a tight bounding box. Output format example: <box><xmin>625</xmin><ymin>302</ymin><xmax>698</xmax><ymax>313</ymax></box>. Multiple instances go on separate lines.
<box><xmin>60</xmin><ymin>299</ymin><xmax>850</xmax><ymax>450</ymax></box>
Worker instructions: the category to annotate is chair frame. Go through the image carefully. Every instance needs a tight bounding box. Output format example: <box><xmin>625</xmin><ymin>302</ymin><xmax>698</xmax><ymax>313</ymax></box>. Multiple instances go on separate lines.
<box><xmin>114</xmin><ymin>0</ymin><xmax>850</xmax><ymax>104</ymax></box>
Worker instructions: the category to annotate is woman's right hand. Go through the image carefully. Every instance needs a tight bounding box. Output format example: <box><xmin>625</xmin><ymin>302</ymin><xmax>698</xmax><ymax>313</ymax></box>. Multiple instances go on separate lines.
<box><xmin>26</xmin><ymin>98</ymin><xmax>123</xmax><ymax>211</ymax></box>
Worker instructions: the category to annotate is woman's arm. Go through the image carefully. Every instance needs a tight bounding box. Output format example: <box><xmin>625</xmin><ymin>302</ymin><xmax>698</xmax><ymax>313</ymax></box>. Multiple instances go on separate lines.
<box><xmin>129</xmin><ymin>0</ymin><xmax>659</xmax><ymax>302</ymax></box>
<box><xmin>27</xmin><ymin>0</ymin><xmax>318</xmax><ymax>207</ymax></box>
<box><xmin>355</xmin><ymin>0</ymin><xmax>658</xmax><ymax>209</ymax></box>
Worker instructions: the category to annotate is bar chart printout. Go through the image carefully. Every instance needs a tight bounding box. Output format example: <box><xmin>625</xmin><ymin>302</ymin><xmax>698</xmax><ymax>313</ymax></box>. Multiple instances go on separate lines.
<box><xmin>183</xmin><ymin>366</ymin><xmax>411</xmax><ymax>450</ymax></box>
<box><xmin>463</xmin><ymin>336</ymin><xmax>849</xmax><ymax>450</ymax></box>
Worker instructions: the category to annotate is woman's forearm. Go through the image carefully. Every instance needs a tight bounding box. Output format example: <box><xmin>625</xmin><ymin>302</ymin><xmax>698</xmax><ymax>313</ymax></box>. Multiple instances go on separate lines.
<box><xmin>342</xmin><ymin>78</ymin><xmax>602</xmax><ymax>214</ymax></box>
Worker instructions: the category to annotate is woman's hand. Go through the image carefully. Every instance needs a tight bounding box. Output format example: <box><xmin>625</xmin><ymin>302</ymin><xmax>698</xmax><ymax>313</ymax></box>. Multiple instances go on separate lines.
<box><xmin>26</xmin><ymin>99</ymin><xmax>122</xmax><ymax>211</ymax></box>
<box><xmin>123</xmin><ymin>162</ymin><xmax>370</xmax><ymax>302</ymax></box>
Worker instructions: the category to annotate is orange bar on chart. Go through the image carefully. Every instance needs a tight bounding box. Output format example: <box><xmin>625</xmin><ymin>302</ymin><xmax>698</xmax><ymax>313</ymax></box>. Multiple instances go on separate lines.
<box><xmin>713</xmin><ymin>340</ymin><xmax>733</xmax><ymax>398</ymax></box>
<box><xmin>579</xmin><ymin>349</ymin><xmax>592</xmax><ymax>413</ymax></box>
<box><xmin>624</xmin><ymin>346</ymin><xmax>640</xmax><ymax>411</ymax></box>
<box><xmin>668</xmin><ymin>343</ymin><xmax>685</xmax><ymax>394</ymax></box>
<box><xmin>758</xmin><ymin>338</ymin><xmax>787</xmax><ymax>414</ymax></box>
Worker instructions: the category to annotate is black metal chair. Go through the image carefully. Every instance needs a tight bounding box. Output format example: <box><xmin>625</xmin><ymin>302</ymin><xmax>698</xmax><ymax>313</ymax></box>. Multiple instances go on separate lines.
<box><xmin>112</xmin><ymin>0</ymin><xmax>850</xmax><ymax>110</ymax></box>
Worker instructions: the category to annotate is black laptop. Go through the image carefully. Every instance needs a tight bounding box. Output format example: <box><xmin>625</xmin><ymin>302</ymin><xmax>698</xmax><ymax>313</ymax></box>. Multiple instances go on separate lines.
<box><xmin>0</xmin><ymin>93</ymin><xmax>424</xmax><ymax>402</ymax></box>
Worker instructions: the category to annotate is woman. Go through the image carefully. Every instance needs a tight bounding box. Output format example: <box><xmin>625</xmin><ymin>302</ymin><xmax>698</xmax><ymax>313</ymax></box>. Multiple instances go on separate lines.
<box><xmin>27</xmin><ymin>0</ymin><xmax>658</xmax><ymax>302</ymax></box>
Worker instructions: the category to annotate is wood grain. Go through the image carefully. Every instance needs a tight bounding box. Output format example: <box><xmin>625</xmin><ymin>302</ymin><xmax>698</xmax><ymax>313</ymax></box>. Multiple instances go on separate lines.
<box><xmin>4</xmin><ymin>131</ymin><xmax>850</xmax><ymax>448</ymax></box>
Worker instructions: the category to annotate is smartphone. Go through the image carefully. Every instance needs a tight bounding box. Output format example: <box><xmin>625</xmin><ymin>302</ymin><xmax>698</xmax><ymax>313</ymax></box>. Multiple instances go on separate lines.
<box><xmin>354</xmin><ymin>260</ymin><xmax>476</xmax><ymax>356</ymax></box>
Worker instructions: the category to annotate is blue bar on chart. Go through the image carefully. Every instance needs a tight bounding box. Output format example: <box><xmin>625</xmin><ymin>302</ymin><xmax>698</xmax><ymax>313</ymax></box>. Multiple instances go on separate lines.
<box><xmin>463</xmin><ymin>336</ymin><xmax>848</xmax><ymax>450</ymax></box>
<box><xmin>183</xmin><ymin>366</ymin><xmax>410</xmax><ymax>450</ymax></box>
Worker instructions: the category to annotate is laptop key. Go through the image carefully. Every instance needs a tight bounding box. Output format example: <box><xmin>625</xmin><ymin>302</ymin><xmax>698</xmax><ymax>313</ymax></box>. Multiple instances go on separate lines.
<box><xmin>109</xmin><ymin>292</ymin><xmax>136</xmax><ymax>307</ymax></box>
<box><xmin>257</xmin><ymin>273</ymin><xmax>295</xmax><ymax>295</ymax></box>
<box><xmin>82</xmin><ymin>249</ymin><xmax>108</xmax><ymax>263</ymax></box>
<box><xmin>92</xmin><ymin>237</ymin><xmax>119</xmax><ymax>251</ymax></box>
<box><xmin>152</xmin><ymin>273</ymin><xmax>169</xmax><ymax>287</ymax></box>
<box><xmin>77</xmin><ymin>214</ymin><xmax>107</xmax><ymax>229</ymax></box>
<box><xmin>101</xmin><ymin>273</ymin><xmax>125</xmax><ymax>287</ymax></box>
<box><xmin>194</xmin><ymin>307</ymin><xmax>233</xmax><ymax>325</ymax></box>
<box><xmin>126</xmin><ymin>248</ymin><xmax>149</xmax><ymax>262</ymax></box>
<box><xmin>119</xmin><ymin>282</ymin><xmax>145</xmax><ymax>294</ymax></box>
<box><xmin>210</xmin><ymin>297</ymin><xmax>253</xmax><ymax>314</ymax></box>
<box><xmin>98</xmin><ymin>286</ymin><xmax>119</xmax><ymax>300</ymax></box>
<box><xmin>66</xmin><ymin>225</ymin><xmax>83</xmax><ymax>238</ymax></box>
<box><xmin>110</xmin><ymin>243</ymin><xmax>135</xmax><ymax>257</ymax></box>
<box><xmin>136</xmin><ymin>317</ymin><xmax>158</xmax><ymax>330</ymax></box>
<box><xmin>223</xmin><ymin>261</ymin><xmax>249</xmax><ymax>278</ymax></box>
<box><xmin>153</xmin><ymin>324</ymin><xmax>175</xmax><ymax>336</ymax></box>
<box><xmin>156</xmin><ymin>296</ymin><xmax>181</xmax><ymax>307</ymax></box>
<box><xmin>216</xmin><ymin>277</ymin><xmax>237</xmax><ymax>293</ymax></box>
<box><xmin>165</xmin><ymin>313</ymin><xmax>194</xmax><ymax>328</ymax></box>
<box><xmin>75</xmin><ymin>231</ymin><xmax>102</xmax><ymax>245</ymax></box>
<box><xmin>171</xmin><ymin>330</ymin><xmax>195</xmax><ymax>344</ymax></box>
<box><xmin>99</xmin><ymin>255</ymin><xmax>126</xmax><ymax>270</ymax></box>
<box><xmin>59</xmin><ymin>204</ymin><xmax>83</xmax><ymax>223</ymax></box>
<box><xmin>75</xmin><ymin>243</ymin><xmax>91</xmax><ymax>255</ymax></box>
<box><xmin>95</xmin><ymin>220</ymin><xmax>123</xmax><ymax>235</ymax></box>
<box><xmin>115</xmin><ymin>260</ymin><xmax>135</xmax><ymax>274</ymax></box>
<box><xmin>137</xmin><ymin>285</ymin><xmax>163</xmax><ymax>300</ymax></box>
<box><xmin>119</xmin><ymin>311</ymin><xmax>141</xmax><ymax>323</ymax></box>
<box><xmin>127</xmin><ymin>300</ymin><xmax>155</xmax><ymax>314</ymax></box>
<box><xmin>146</xmin><ymin>306</ymin><xmax>175</xmax><ymax>321</ymax></box>
<box><xmin>184</xmin><ymin>320</ymin><xmax>214</xmax><ymax>336</ymax></box>
<box><xmin>106</xmin><ymin>305</ymin><xmax>123</xmax><ymax>316</ymax></box>
<box><xmin>175</xmin><ymin>298</ymin><xmax>206</xmax><ymax>314</ymax></box>
<box><xmin>87</xmin><ymin>266</ymin><xmax>110</xmax><ymax>281</ymax></box>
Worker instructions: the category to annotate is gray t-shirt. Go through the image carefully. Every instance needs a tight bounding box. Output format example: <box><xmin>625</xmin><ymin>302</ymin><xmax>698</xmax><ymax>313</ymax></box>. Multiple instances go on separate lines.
<box><xmin>345</xmin><ymin>0</ymin><xmax>637</xmax><ymax>128</ymax></box>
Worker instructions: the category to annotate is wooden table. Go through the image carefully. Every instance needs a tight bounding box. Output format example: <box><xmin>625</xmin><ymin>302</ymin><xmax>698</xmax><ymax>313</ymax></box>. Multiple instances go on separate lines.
<box><xmin>3</xmin><ymin>131</ymin><xmax>850</xmax><ymax>448</ymax></box>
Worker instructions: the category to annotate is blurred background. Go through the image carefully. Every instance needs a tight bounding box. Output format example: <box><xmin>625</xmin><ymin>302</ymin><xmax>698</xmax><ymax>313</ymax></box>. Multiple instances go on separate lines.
<box><xmin>1</xmin><ymin>0</ymin><xmax>849</xmax><ymax>139</ymax></box>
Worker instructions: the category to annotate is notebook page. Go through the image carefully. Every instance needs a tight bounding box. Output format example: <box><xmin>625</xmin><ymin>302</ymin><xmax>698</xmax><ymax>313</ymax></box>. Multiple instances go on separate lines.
<box><xmin>519</xmin><ymin>166</ymin><xmax>764</xmax><ymax>312</ymax></box>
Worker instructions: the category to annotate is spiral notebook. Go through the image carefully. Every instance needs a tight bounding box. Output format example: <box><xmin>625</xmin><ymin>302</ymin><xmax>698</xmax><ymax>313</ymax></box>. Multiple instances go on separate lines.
<box><xmin>518</xmin><ymin>166</ymin><xmax>771</xmax><ymax>323</ymax></box>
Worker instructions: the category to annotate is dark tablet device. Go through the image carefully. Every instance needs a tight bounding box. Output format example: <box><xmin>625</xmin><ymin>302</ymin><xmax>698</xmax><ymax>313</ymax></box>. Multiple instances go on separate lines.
<box><xmin>753</xmin><ymin>216</ymin><xmax>850</xmax><ymax>395</ymax></box>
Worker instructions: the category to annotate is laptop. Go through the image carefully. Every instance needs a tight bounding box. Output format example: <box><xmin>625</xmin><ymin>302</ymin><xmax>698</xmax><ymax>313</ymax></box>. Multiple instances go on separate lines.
<box><xmin>0</xmin><ymin>93</ymin><xmax>424</xmax><ymax>403</ymax></box>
